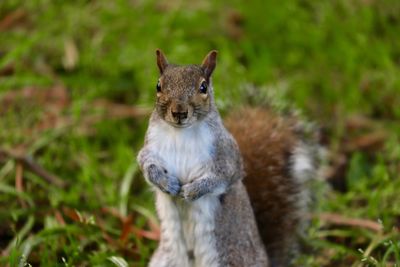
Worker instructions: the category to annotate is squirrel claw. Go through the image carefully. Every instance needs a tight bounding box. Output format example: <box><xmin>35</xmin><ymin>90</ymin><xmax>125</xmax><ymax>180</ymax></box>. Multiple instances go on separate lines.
<box><xmin>180</xmin><ymin>183</ymin><xmax>200</xmax><ymax>201</ymax></box>
<box><xmin>162</xmin><ymin>176</ymin><xmax>181</xmax><ymax>196</ymax></box>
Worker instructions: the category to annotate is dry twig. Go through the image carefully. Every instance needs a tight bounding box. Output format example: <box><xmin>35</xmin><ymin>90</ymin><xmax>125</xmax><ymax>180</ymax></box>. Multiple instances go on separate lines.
<box><xmin>15</xmin><ymin>161</ymin><xmax>27</xmax><ymax>207</ymax></box>
<box><xmin>0</xmin><ymin>148</ymin><xmax>66</xmax><ymax>188</ymax></box>
<box><xmin>313</xmin><ymin>212</ymin><xmax>384</xmax><ymax>233</ymax></box>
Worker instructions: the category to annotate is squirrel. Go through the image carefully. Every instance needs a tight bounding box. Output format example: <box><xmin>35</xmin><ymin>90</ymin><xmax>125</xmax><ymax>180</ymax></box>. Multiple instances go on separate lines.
<box><xmin>137</xmin><ymin>50</ymin><xmax>318</xmax><ymax>267</ymax></box>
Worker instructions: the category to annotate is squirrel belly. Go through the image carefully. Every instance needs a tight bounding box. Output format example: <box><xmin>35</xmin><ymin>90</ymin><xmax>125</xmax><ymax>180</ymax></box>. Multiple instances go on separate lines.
<box><xmin>139</xmin><ymin>111</ymin><xmax>269</xmax><ymax>267</ymax></box>
<box><xmin>225</xmin><ymin>107</ymin><xmax>317</xmax><ymax>267</ymax></box>
<box><xmin>145</xmin><ymin>116</ymin><xmax>219</xmax><ymax>267</ymax></box>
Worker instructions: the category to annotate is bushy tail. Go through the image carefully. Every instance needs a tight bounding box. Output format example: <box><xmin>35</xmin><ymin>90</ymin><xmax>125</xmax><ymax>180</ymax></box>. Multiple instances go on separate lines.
<box><xmin>225</xmin><ymin>107</ymin><xmax>319</xmax><ymax>267</ymax></box>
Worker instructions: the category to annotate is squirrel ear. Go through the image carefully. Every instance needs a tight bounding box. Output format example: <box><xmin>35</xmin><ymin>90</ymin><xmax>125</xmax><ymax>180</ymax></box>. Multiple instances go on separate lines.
<box><xmin>156</xmin><ymin>49</ymin><xmax>168</xmax><ymax>74</ymax></box>
<box><xmin>201</xmin><ymin>50</ymin><xmax>217</xmax><ymax>80</ymax></box>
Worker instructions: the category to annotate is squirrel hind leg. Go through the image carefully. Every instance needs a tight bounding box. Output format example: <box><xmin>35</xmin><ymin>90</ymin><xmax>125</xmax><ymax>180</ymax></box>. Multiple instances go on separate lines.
<box><xmin>225</xmin><ymin>107</ymin><xmax>318</xmax><ymax>266</ymax></box>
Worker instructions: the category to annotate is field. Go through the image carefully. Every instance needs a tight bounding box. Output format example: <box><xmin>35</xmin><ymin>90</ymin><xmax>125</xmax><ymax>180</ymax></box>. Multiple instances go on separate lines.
<box><xmin>1</xmin><ymin>0</ymin><xmax>399</xmax><ymax>266</ymax></box>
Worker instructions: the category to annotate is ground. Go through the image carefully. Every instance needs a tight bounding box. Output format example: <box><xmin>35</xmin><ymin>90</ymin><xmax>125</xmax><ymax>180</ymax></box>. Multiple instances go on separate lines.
<box><xmin>0</xmin><ymin>0</ymin><xmax>399</xmax><ymax>266</ymax></box>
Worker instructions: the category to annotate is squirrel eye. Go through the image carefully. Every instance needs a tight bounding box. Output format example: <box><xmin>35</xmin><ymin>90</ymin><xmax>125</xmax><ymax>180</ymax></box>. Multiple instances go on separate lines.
<box><xmin>156</xmin><ymin>81</ymin><xmax>161</xmax><ymax>93</ymax></box>
<box><xmin>199</xmin><ymin>81</ymin><xmax>208</xmax><ymax>94</ymax></box>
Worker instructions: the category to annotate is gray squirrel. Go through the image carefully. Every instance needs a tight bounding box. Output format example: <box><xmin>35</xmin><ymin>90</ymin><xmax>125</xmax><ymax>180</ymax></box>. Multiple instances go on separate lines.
<box><xmin>137</xmin><ymin>50</ymin><xmax>317</xmax><ymax>267</ymax></box>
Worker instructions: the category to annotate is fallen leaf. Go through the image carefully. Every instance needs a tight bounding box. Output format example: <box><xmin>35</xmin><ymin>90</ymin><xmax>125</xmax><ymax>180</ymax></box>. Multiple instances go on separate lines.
<box><xmin>344</xmin><ymin>131</ymin><xmax>387</xmax><ymax>153</ymax></box>
<box><xmin>63</xmin><ymin>207</ymin><xmax>82</xmax><ymax>223</ymax></box>
<box><xmin>0</xmin><ymin>9</ymin><xmax>27</xmax><ymax>31</ymax></box>
<box><xmin>62</xmin><ymin>39</ymin><xmax>79</xmax><ymax>70</ymax></box>
<box><xmin>120</xmin><ymin>215</ymin><xmax>133</xmax><ymax>243</ymax></box>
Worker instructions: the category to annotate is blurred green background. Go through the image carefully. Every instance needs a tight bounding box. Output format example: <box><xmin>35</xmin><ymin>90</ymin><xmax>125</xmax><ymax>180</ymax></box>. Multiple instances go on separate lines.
<box><xmin>0</xmin><ymin>0</ymin><xmax>399</xmax><ymax>266</ymax></box>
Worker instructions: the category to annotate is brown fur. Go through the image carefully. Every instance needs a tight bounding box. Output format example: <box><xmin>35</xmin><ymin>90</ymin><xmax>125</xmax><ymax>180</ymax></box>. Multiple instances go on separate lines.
<box><xmin>225</xmin><ymin>107</ymin><xmax>304</xmax><ymax>266</ymax></box>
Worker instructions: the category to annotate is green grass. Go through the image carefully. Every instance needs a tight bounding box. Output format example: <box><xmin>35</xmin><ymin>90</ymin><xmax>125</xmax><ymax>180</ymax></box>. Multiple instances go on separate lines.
<box><xmin>1</xmin><ymin>0</ymin><xmax>399</xmax><ymax>266</ymax></box>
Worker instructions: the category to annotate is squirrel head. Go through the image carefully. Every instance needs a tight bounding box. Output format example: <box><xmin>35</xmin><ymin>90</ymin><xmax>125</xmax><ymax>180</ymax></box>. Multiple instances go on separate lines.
<box><xmin>154</xmin><ymin>49</ymin><xmax>217</xmax><ymax>128</ymax></box>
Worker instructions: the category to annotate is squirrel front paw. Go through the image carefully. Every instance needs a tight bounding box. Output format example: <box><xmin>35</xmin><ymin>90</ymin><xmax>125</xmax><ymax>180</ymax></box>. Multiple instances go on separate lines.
<box><xmin>147</xmin><ymin>164</ymin><xmax>181</xmax><ymax>196</ymax></box>
<box><xmin>159</xmin><ymin>174</ymin><xmax>181</xmax><ymax>196</ymax></box>
<box><xmin>180</xmin><ymin>183</ymin><xmax>202</xmax><ymax>201</ymax></box>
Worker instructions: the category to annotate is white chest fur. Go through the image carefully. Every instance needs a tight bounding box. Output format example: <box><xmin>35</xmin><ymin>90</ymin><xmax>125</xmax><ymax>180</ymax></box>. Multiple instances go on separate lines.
<box><xmin>147</xmin><ymin>121</ymin><xmax>220</xmax><ymax>267</ymax></box>
<box><xmin>147</xmin><ymin>121</ymin><xmax>215</xmax><ymax>183</ymax></box>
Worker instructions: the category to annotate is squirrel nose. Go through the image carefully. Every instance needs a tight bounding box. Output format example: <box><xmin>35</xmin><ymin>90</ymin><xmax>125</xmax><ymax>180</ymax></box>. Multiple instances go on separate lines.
<box><xmin>172</xmin><ymin>111</ymin><xmax>188</xmax><ymax>120</ymax></box>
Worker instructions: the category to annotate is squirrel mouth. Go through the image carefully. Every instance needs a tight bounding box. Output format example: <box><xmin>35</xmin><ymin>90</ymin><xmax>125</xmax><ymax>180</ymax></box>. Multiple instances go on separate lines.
<box><xmin>174</xmin><ymin>123</ymin><xmax>190</xmax><ymax>128</ymax></box>
<box><xmin>167</xmin><ymin>120</ymin><xmax>191</xmax><ymax>128</ymax></box>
